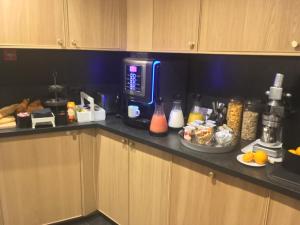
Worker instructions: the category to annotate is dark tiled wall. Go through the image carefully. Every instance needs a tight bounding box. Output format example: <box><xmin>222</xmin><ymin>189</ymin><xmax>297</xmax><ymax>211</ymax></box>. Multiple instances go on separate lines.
<box><xmin>0</xmin><ymin>49</ymin><xmax>127</xmax><ymax>107</ymax></box>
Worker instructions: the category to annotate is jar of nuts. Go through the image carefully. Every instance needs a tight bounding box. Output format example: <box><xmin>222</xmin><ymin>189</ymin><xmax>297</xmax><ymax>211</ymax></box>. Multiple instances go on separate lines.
<box><xmin>241</xmin><ymin>100</ymin><xmax>261</xmax><ymax>141</ymax></box>
<box><xmin>227</xmin><ymin>98</ymin><xmax>243</xmax><ymax>139</ymax></box>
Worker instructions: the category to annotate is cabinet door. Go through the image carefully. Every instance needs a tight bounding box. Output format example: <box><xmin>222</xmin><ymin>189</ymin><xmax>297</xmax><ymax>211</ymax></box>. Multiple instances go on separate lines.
<box><xmin>0</xmin><ymin>0</ymin><xmax>65</xmax><ymax>48</ymax></box>
<box><xmin>170</xmin><ymin>156</ymin><xmax>213</xmax><ymax>225</ymax></box>
<box><xmin>129</xmin><ymin>142</ymin><xmax>171</xmax><ymax>225</ymax></box>
<box><xmin>79</xmin><ymin>129</ymin><xmax>97</xmax><ymax>215</ymax></box>
<box><xmin>97</xmin><ymin>131</ymin><xmax>129</xmax><ymax>225</ymax></box>
<box><xmin>211</xmin><ymin>172</ymin><xmax>269</xmax><ymax>225</ymax></box>
<box><xmin>170</xmin><ymin>156</ymin><xmax>269</xmax><ymax>225</ymax></box>
<box><xmin>0</xmin><ymin>132</ymin><xmax>82</xmax><ymax>225</ymax></box>
<box><xmin>127</xmin><ymin>0</ymin><xmax>153</xmax><ymax>51</ymax></box>
<box><xmin>266</xmin><ymin>192</ymin><xmax>300</xmax><ymax>225</ymax></box>
<box><xmin>153</xmin><ymin>0</ymin><xmax>201</xmax><ymax>51</ymax></box>
<box><xmin>199</xmin><ymin>0</ymin><xmax>300</xmax><ymax>53</ymax></box>
<box><xmin>67</xmin><ymin>0</ymin><xmax>124</xmax><ymax>49</ymax></box>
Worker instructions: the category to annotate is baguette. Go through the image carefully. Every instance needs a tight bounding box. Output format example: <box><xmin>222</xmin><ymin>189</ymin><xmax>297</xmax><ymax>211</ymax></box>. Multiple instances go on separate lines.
<box><xmin>0</xmin><ymin>121</ymin><xmax>16</xmax><ymax>129</ymax></box>
<box><xmin>0</xmin><ymin>116</ymin><xmax>15</xmax><ymax>125</ymax></box>
<box><xmin>0</xmin><ymin>104</ymin><xmax>19</xmax><ymax>119</ymax></box>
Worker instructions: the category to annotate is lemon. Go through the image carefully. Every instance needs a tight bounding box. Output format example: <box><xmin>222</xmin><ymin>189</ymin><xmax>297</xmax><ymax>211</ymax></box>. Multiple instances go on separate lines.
<box><xmin>243</xmin><ymin>152</ymin><xmax>254</xmax><ymax>163</ymax></box>
<box><xmin>254</xmin><ymin>151</ymin><xmax>268</xmax><ymax>165</ymax></box>
<box><xmin>296</xmin><ymin>147</ymin><xmax>300</xmax><ymax>156</ymax></box>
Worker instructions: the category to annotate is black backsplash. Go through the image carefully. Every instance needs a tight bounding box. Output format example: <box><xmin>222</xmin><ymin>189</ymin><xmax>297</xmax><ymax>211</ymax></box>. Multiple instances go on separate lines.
<box><xmin>0</xmin><ymin>49</ymin><xmax>299</xmax><ymax>147</ymax></box>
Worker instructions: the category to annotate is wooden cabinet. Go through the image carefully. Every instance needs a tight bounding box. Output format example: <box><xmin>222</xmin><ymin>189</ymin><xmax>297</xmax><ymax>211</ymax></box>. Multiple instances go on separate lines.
<box><xmin>79</xmin><ymin>129</ymin><xmax>97</xmax><ymax>216</ymax></box>
<box><xmin>0</xmin><ymin>0</ymin><xmax>65</xmax><ymax>48</ymax></box>
<box><xmin>199</xmin><ymin>0</ymin><xmax>300</xmax><ymax>53</ymax></box>
<box><xmin>126</xmin><ymin>0</ymin><xmax>154</xmax><ymax>51</ymax></box>
<box><xmin>0</xmin><ymin>132</ymin><xmax>82</xmax><ymax>225</ymax></box>
<box><xmin>97</xmin><ymin>131</ymin><xmax>129</xmax><ymax>225</ymax></box>
<box><xmin>152</xmin><ymin>0</ymin><xmax>201</xmax><ymax>52</ymax></box>
<box><xmin>67</xmin><ymin>0</ymin><xmax>125</xmax><ymax>50</ymax></box>
<box><xmin>129</xmin><ymin>141</ymin><xmax>171</xmax><ymax>225</ymax></box>
<box><xmin>96</xmin><ymin>131</ymin><xmax>171</xmax><ymax>225</ymax></box>
<box><xmin>170</xmin><ymin>156</ymin><xmax>269</xmax><ymax>225</ymax></box>
<box><xmin>266</xmin><ymin>192</ymin><xmax>300</xmax><ymax>225</ymax></box>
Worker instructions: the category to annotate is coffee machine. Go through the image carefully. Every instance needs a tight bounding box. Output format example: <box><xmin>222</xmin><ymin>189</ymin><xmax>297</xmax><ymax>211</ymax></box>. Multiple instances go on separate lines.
<box><xmin>253</xmin><ymin>73</ymin><xmax>292</xmax><ymax>158</ymax></box>
<box><xmin>122</xmin><ymin>58</ymin><xmax>160</xmax><ymax>129</ymax></box>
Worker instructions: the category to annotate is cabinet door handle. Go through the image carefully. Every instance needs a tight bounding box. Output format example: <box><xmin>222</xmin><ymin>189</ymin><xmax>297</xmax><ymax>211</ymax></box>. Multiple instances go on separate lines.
<box><xmin>128</xmin><ymin>141</ymin><xmax>135</xmax><ymax>148</ymax></box>
<box><xmin>208</xmin><ymin>171</ymin><xmax>215</xmax><ymax>181</ymax></box>
<box><xmin>121</xmin><ymin>138</ymin><xmax>127</xmax><ymax>144</ymax></box>
<box><xmin>71</xmin><ymin>40</ymin><xmax>78</xmax><ymax>47</ymax></box>
<box><xmin>57</xmin><ymin>38</ymin><xmax>64</xmax><ymax>47</ymax></box>
<box><xmin>188</xmin><ymin>41</ymin><xmax>196</xmax><ymax>50</ymax></box>
<box><xmin>291</xmin><ymin>40</ymin><xmax>299</xmax><ymax>49</ymax></box>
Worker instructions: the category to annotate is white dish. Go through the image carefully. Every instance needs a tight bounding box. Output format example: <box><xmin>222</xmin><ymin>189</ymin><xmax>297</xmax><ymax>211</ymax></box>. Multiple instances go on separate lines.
<box><xmin>236</xmin><ymin>154</ymin><xmax>266</xmax><ymax>167</ymax></box>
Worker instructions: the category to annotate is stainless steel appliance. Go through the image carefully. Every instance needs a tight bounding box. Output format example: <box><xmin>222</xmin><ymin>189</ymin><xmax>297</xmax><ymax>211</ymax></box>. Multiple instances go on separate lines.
<box><xmin>122</xmin><ymin>58</ymin><xmax>160</xmax><ymax>129</ymax></box>
<box><xmin>253</xmin><ymin>73</ymin><xmax>291</xmax><ymax>158</ymax></box>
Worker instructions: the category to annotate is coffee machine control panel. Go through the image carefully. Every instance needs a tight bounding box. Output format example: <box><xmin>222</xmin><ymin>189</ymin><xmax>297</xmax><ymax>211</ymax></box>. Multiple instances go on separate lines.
<box><xmin>124</xmin><ymin>58</ymin><xmax>160</xmax><ymax>104</ymax></box>
<box><xmin>125</xmin><ymin>65</ymin><xmax>143</xmax><ymax>94</ymax></box>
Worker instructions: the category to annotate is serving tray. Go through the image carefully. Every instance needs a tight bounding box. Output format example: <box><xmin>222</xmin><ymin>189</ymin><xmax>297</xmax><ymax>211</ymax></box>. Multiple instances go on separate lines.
<box><xmin>179</xmin><ymin>130</ymin><xmax>236</xmax><ymax>154</ymax></box>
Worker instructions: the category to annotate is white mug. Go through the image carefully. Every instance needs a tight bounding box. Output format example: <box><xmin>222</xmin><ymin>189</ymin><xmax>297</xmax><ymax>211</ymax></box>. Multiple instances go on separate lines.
<box><xmin>128</xmin><ymin>105</ymin><xmax>140</xmax><ymax>118</ymax></box>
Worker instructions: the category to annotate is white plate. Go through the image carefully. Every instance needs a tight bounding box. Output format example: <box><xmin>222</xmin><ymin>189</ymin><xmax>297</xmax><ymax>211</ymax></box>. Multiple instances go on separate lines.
<box><xmin>236</xmin><ymin>154</ymin><xmax>266</xmax><ymax>167</ymax></box>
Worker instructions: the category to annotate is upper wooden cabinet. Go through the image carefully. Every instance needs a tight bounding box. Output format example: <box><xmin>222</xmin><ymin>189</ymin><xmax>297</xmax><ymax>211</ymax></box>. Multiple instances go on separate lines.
<box><xmin>0</xmin><ymin>132</ymin><xmax>82</xmax><ymax>225</ymax></box>
<box><xmin>152</xmin><ymin>0</ymin><xmax>201</xmax><ymax>52</ymax></box>
<box><xmin>170</xmin><ymin>156</ymin><xmax>269</xmax><ymax>225</ymax></box>
<box><xmin>0</xmin><ymin>0</ymin><xmax>65</xmax><ymax>48</ymax></box>
<box><xmin>67</xmin><ymin>0</ymin><xmax>125</xmax><ymax>50</ymax></box>
<box><xmin>129</xmin><ymin>141</ymin><xmax>171</xmax><ymax>225</ymax></box>
<box><xmin>198</xmin><ymin>0</ymin><xmax>300</xmax><ymax>53</ymax></box>
<box><xmin>126</xmin><ymin>0</ymin><xmax>154</xmax><ymax>51</ymax></box>
<box><xmin>266</xmin><ymin>192</ymin><xmax>300</xmax><ymax>225</ymax></box>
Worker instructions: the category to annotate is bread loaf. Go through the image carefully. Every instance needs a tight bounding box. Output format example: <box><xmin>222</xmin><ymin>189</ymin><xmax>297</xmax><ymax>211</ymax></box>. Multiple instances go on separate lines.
<box><xmin>0</xmin><ymin>116</ymin><xmax>15</xmax><ymax>125</ymax></box>
<box><xmin>0</xmin><ymin>104</ymin><xmax>19</xmax><ymax>119</ymax></box>
<box><xmin>0</xmin><ymin>121</ymin><xmax>16</xmax><ymax>129</ymax></box>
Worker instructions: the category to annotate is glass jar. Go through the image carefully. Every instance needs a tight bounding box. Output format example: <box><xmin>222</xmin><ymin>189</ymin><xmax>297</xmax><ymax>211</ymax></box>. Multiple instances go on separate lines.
<box><xmin>188</xmin><ymin>94</ymin><xmax>204</xmax><ymax>123</ymax></box>
<box><xmin>168</xmin><ymin>100</ymin><xmax>184</xmax><ymax>129</ymax></box>
<box><xmin>150</xmin><ymin>97</ymin><xmax>168</xmax><ymax>136</ymax></box>
<box><xmin>241</xmin><ymin>100</ymin><xmax>260</xmax><ymax>141</ymax></box>
<box><xmin>226</xmin><ymin>98</ymin><xmax>243</xmax><ymax>138</ymax></box>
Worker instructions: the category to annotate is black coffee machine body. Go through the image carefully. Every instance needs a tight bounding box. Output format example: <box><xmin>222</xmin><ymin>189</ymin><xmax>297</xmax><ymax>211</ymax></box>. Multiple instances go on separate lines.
<box><xmin>122</xmin><ymin>58</ymin><xmax>160</xmax><ymax>129</ymax></box>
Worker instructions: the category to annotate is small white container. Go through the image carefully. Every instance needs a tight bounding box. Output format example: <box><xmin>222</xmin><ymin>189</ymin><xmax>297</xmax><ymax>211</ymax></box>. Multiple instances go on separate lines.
<box><xmin>76</xmin><ymin>92</ymin><xmax>106</xmax><ymax>123</ymax></box>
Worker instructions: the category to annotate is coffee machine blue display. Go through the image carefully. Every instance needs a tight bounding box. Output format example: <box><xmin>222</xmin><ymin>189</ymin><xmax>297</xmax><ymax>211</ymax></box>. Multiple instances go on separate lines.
<box><xmin>123</xmin><ymin>58</ymin><xmax>160</xmax><ymax>129</ymax></box>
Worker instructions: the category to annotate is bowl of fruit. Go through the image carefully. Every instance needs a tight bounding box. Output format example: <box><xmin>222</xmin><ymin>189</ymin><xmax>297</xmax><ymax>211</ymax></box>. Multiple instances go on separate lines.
<box><xmin>282</xmin><ymin>147</ymin><xmax>300</xmax><ymax>174</ymax></box>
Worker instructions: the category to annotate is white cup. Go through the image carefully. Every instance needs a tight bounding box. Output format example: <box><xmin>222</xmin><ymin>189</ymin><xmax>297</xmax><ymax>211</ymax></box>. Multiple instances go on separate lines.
<box><xmin>128</xmin><ymin>105</ymin><xmax>140</xmax><ymax>118</ymax></box>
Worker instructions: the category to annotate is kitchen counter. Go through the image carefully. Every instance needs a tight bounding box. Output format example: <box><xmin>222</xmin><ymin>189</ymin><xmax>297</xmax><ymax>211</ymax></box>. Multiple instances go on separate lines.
<box><xmin>0</xmin><ymin>116</ymin><xmax>300</xmax><ymax>200</ymax></box>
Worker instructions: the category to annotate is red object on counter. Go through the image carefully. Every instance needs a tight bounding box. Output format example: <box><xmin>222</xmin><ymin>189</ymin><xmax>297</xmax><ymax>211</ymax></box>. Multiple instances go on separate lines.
<box><xmin>149</xmin><ymin>97</ymin><xmax>168</xmax><ymax>136</ymax></box>
<box><xmin>3</xmin><ymin>49</ymin><xmax>17</xmax><ymax>61</ymax></box>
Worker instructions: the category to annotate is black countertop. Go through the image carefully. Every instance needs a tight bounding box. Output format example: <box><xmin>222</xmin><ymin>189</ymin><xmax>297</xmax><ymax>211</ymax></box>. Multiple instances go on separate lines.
<box><xmin>1</xmin><ymin>116</ymin><xmax>300</xmax><ymax>200</ymax></box>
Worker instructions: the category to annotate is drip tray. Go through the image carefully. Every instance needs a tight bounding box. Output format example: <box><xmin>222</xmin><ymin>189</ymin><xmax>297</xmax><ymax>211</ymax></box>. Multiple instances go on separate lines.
<box><xmin>267</xmin><ymin>164</ymin><xmax>300</xmax><ymax>190</ymax></box>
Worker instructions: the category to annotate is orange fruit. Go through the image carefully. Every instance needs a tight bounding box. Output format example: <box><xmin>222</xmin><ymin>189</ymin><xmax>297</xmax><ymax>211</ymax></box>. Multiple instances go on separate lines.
<box><xmin>243</xmin><ymin>152</ymin><xmax>255</xmax><ymax>163</ymax></box>
<box><xmin>254</xmin><ymin>151</ymin><xmax>268</xmax><ymax>165</ymax></box>
<box><xmin>296</xmin><ymin>147</ymin><xmax>300</xmax><ymax>156</ymax></box>
<box><xmin>288</xmin><ymin>149</ymin><xmax>297</xmax><ymax>155</ymax></box>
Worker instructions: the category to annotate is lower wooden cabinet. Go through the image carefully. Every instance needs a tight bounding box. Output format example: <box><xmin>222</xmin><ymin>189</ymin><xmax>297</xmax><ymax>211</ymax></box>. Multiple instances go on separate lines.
<box><xmin>96</xmin><ymin>131</ymin><xmax>172</xmax><ymax>225</ymax></box>
<box><xmin>170</xmin><ymin>156</ymin><xmax>269</xmax><ymax>225</ymax></box>
<box><xmin>97</xmin><ymin>131</ymin><xmax>129</xmax><ymax>225</ymax></box>
<box><xmin>0</xmin><ymin>132</ymin><xmax>82</xmax><ymax>225</ymax></box>
<box><xmin>129</xmin><ymin>142</ymin><xmax>171</xmax><ymax>225</ymax></box>
<box><xmin>266</xmin><ymin>192</ymin><xmax>300</xmax><ymax>225</ymax></box>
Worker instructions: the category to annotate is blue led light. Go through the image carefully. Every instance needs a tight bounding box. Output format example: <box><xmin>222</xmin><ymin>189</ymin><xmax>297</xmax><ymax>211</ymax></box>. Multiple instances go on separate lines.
<box><xmin>148</xmin><ymin>60</ymin><xmax>160</xmax><ymax>104</ymax></box>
